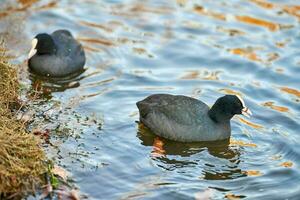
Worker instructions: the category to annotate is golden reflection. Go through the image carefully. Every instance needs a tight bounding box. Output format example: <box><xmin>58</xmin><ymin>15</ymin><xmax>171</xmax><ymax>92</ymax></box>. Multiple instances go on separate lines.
<box><xmin>151</xmin><ymin>137</ymin><xmax>166</xmax><ymax>158</ymax></box>
<box><xmin>83</xmin><ymin>45</ymin><xmax>103</xmax><ymax>53</ymax></box>
<box><xmin>229</xmin><ymin>47</ymin><xmax>262</xmax><ymax>62</ymax></box>
<box><xmin>111</xmin><ymin>3</ymin><xmax>172</xmax><ymax>17</ymax></box>
<box><xmin>77</xmin><ymin>37</ymin><xmax>114</xmax><ymax>46</ymax></box>
<box><xmin>283</xmin><ymin>5</ymin><xmax>300</xmax><ymax>21</ymax></box>
<box><xmin>279</xmin><ymin>161</ymin><xmax>293</xmax><ymax>168</ymax></box>
<box><xmin>230</xmin><ymin>138</ymin><xmax>257</xmax><ymax>148</ymax></box>
<box><xmin>0</xmin><ymin>0</ymin><xmax>56</xmax><ymax>18</ymax></box>
<box><xmin>242</xmin><ymin>170</ymin><xmax>262</xmax><ymax>176</ymax></box>
<box><xmin>225</xmin><ymin>193</ymin><xmax>246</xmax><ymax>200</ymax></box>
<box><xmin>182</xmin><ymin>20</ymin><xmax>203</xmax><ymax>29</ymax></box>
<box><xmin>79</xmin><ymin>21</ymin><xmax>113</xmax><ymax>32</ymax></box>
<box><xmin>267</xmin><ymin>52</ymin><xmax>279</xmax><ymax>63</ymax></box>
<box><xmin>130</xmin><ymin>4</ymin><xmax>173</xmax><ymax>14</ymax></box>
<box><xmin>280</xmin><ymin>87</ymin><xmax>300</xmax><ymax>98</ymax></box>
<box><xmin>216</xmin><ymin>27</ymin><xmax>245</xmax><ymax>36</ymax></box>
<box><xmin>235</xmin><ymin>15</ymin><xmax>279</xmax><ymax>31</ymax></box>
<box><xmin>250</xmin><ymin>0</ymin><xmax>275</xmax><ymax>9</ymax></box>
<box><xmin>219</xmin><ymin>89</ymin><xmax>242</xmax><ymax>96</ymax></box>
<box><xmin>117</xmin><ymin>38</ymin><xmax>146</xmax><ymax>45</ymax></box>
<box><xmin>133</xmin><ymin>47</ymin><xmax>146</xmax><ymax>54</ymax></box>
<box><xmin>237</xmin><ymin>117</ymin><xmax>264</xmax><ymax>129</ymax></box>
<box><xmin>180</xmin><ymin>70</ymin><xmax>221</xmax><ymax>80</ymax></box>
<box><xmin>275</xmin><ymin>68</ymin><xmax>284</xmax><ymax>73</ymax></box>
<box><xmin>82</xmin><ymin>77</ymin><xmax>116</xmax><ymax>88</ymax></box>
<box><xmin>275</xmin><ymin>39</ymin><xmax>291</xmax><ymax>48</ymax></box>
<box><xmin>18</xmin><ymin>0</ymin><xmax>39</xmax><ymax>6</ymax></box>
<box><xmin>34</xmin><ymin>1</ymin><xmax>57</xmax><ymax>10</ymax></box>
<box><xmin>262</xmin><ymin>102</ymin><xmax>289</xmax><ymax>112</ymax></box>
<box><xmin>194</xmin><ymin>5</ymin><xmax>226</xmax><ymax>21</ymax></box>
<box><xmin>132</xmin><ymin>47</ymin><xmax>153</xmax><ymax>57</ymax></box>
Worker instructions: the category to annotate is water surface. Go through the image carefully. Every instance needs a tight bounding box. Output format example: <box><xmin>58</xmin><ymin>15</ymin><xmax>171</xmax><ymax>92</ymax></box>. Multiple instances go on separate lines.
<box><xmin>1</xmin><ymin>0</ymin><xmax>300</xmax><ymax>199</ymax></box>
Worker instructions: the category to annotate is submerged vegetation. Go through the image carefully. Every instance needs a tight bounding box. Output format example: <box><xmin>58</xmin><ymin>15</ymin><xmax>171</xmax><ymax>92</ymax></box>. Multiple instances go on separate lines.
<box><xmin>0</xmin><ymin>59</ymin><xmax>47</xmax><ymax>197</ymax></box>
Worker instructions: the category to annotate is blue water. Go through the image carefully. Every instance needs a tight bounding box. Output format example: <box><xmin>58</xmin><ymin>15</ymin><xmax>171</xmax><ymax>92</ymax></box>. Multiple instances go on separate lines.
<box><xmin>1</xmin><ymin>0</ymin><xmax>300</xmax><ymax>199</ymax></box>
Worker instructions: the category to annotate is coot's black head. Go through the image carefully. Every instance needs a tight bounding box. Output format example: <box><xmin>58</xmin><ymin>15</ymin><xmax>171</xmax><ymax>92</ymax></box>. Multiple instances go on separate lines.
<box><xmin>208</xmin><ymin>95</ymin><xmax>252</xmax><ymax>123</ymax></box>
<box><xmin>28</xmin><ymin>33</ymin><xmax>56</xmax><ymax>59</ymax></box>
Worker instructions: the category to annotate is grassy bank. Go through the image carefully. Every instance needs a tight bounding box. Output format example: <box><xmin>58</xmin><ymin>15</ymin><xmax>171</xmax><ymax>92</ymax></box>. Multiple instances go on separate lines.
<box><xmin>0</xmin><ymin>60</ymin><xmax>47</xmax><ymax>198</ymax></box>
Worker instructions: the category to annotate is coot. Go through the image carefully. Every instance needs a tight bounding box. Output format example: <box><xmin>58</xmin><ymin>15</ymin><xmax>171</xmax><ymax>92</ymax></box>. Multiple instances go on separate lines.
<box><xmin>28</xmin><ymin>29</ymin><xmax>85</xmax><ymax>77</ymax></box>
<box><xmin>137</xmin><ymin>94</ymin><xmax>252</xmax><ymax>142</ymax></box>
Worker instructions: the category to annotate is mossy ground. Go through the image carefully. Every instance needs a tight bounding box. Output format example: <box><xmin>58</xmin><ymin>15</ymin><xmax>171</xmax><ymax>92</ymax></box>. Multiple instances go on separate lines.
<box><xmin>0</xmin><ymin>60</ymin><xmax>47</xmax><ymax>198</ymax></box>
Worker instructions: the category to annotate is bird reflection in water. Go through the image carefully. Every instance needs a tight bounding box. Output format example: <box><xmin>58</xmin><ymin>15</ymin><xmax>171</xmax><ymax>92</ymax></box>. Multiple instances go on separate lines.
<box><xmin>137</xmin><ymin>122</ymin><xmax>246</xmax><ymax>180</ymax></box>
<box><xmin>29</xmin><ymin>70</ymin><xmax>85</xmax><ymax>99</ymax></box>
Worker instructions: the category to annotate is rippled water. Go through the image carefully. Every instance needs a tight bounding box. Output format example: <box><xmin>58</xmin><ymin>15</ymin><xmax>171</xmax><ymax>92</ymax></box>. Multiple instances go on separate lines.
<box><xmin>1</xmin><ymin>0</ymin><xmax>300</xmax><ymax>199</ymax></box>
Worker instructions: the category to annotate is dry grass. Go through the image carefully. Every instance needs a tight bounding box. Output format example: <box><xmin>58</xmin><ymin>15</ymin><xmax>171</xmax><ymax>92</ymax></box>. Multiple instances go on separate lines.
<box><xmin>0</xmin><ymin>60</ymin><xmax>47</xmax><ymax>198</ymax></box>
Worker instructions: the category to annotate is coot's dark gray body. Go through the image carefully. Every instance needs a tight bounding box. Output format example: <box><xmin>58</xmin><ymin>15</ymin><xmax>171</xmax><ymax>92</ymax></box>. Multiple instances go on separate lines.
<box><xmin>137</xmin><ymin>94</ymin><xmax>231</xmax><ymax>142</ymax></box>
<box><xmin>28</xmin><ymin>30</ymin><xmax>85</xmax><ymax>77</ymax></box>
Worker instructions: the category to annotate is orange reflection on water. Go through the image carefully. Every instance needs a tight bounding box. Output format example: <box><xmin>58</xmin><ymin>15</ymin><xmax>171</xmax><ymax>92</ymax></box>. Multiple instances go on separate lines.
<box><xmin>130</xmin><ymin>4</ymin><xmax>173</xmax><ymax>15</ymax></box>
<box><xmin>219</xmin><ymin>89</ymin><xmax>242</xmax><ymax>96</ymax></box>
<box><xmin>18</xmin><ymin>0</ymin><xmax>39</xmax><ymax>6</ymax></box>
<box><xmin>132</xmin><ymin>47</ymin><xmax>152</xmax><ymax>58</ymax></box>
<box><xmin>230</xmin><ymin>139</ymin><xmax>257</xmax><ymax>148</ymax></box>
<box><xmin>238</xmin><ymin>117</ymin><xmax>264</xmax><ymax>129</ymax></box>
<box><xmin>79</xmin><ymin>21</ymin><xmax>113</xmax><ymax>32</ymax></box>
<box><xmin>83</xmin><ymin>45</ymin><xmax>102</xmax><ymax>53</ymax></box>
<box><xmin>283</xmin><ymin>5</ymin><xmax>300</xmax><ymax>21</ymax></box>
<box><xmin>216</xmin><ymin>27</ymin><xmax>245</xmax><ymax>37</ymax></box>
<box><xmin>280</xmin><ymin>161</ymin><xmax>293</xmax><ymax>168</ymax></box>
<box><xmin>180</xmin><ymin>70</ymin><xmax>220</xmax><ymax>80</ymax></box>
<box><xmin>151</xmin><ymin>137</ymin><xmax>166</xmax><ymax>157</ymax></box>
<box><xmin>236</xmin><ymin>15</ymin><xmax>279</xmax><ymax>31</ymax></box>
<box><xmin>225</xmin><ymin>193</ymin><xmax>246</xmax><ymax>200</ymax></box>
<box><xmin>0</xmin><ymin>0</ymin><xmax>56</xmax><ymax>18</ymax></box>
<box><xmin>250</xmin><ymin>0</ymin><xmax>275</xmax><ymax>9</ymax></box>
<box><xmin>194</xmin><ymin>5</ymin><xmax>226</xmax><ymax>21</ymax></box>
<box><xmin>242</xmin><ymin>170</ymin><xmax>262</xmax><ymax>176</ymax></box>
<box><xmin>229</xmin><ymin>48</ymin><xmax>262</xmax><ymax>62</ymax></box>
<box><xmin>262</xmin><ymin>102</ymin><xmax>289</xmax><ymax>112</ymax></box>
<box><xmin>280</xmin><ymin>87</ymin><xmax>300</xmax><ymax>98</ymax></box>
<box><xmin>250</xmin><ymin>0</ymin><xmax>300</xmax><ymax>21</ymax></box>
<box><xmin>77</xmin><ymin>37</ymin><xmax>114</xmax><ymax>46</ymax></box>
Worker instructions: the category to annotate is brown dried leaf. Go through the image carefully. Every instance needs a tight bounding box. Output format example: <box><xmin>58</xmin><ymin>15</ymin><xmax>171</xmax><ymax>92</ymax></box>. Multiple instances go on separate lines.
<box><xmin>52</xmin><ymin>165</ymin><xmax>69</xmax><ymax>181</ymax></box>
